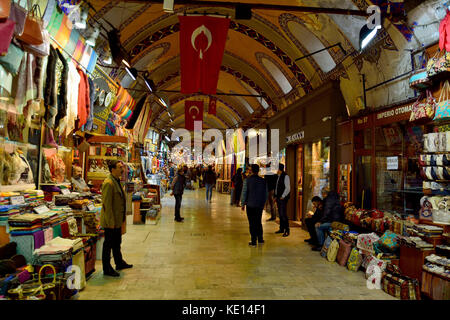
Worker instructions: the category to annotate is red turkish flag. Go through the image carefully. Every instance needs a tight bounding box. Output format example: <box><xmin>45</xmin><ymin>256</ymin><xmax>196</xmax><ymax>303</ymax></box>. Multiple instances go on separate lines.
<box><xmin>185</xmin><ymin>100</ymin><xmax>203</xmax><ymax>131</ymax></box>
<box><xmin>208</xmin><ymin>96</ymin><xmax>217</xmax><ymax>115</ymax></box>
<box><xmin>179</xmin><ymin>16</ymin><xmax>230</xmax><ymax>94</ymax></box>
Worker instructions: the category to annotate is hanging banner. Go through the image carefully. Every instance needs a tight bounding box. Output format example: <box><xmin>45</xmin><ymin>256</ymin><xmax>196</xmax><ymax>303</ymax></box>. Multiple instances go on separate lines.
<box><xmin>208</xmin><ymin>96</ymin><xmax>217</xmax><ymax>115</ymax></box>
<box><xmin>185</xmin><ymin>100</ymin><xmax>203</xmax><ymax>131</ymax></box>
<box><xmin>179</xmin><ymin>15</ymin><xmax>230</xmax><ymax>94</ymax></box>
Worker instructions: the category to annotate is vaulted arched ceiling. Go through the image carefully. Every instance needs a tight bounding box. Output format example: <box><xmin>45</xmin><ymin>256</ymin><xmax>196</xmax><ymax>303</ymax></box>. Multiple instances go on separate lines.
<box><xmin>87</xmin><ymin>0</ymin><xmax>439</xmax><ymax>132</ymax></box>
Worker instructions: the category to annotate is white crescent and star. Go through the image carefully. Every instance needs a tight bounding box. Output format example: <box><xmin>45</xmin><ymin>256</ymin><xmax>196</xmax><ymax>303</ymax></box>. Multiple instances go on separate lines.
<box><xmin>191</xmin><ymin>25</ymin><xmax>212</xmax><ymax>59</ymax></box>
<box><xmin>189</xmin><ymin>105</ymin><xmax>200</xmax><ymax>119</ymax></box>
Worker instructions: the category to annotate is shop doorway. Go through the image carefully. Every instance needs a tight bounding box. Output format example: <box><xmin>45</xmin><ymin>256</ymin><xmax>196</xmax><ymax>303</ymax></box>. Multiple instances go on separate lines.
<box><xmin>296</xmin><ymin>144</ymin><xmax>303</xmax><ymax>222</ymax></box>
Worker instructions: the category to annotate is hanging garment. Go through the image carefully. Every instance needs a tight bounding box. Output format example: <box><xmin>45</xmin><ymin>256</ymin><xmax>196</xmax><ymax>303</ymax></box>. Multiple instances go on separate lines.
<box><xmin>76</xmin><ymin>67</ymin><xmax>90</xmax><ymax>130</ymax></box>
<box><xmin>46</xmin><ymin>153</ymin><xmax>66</xmax><ymax>183</ymax></box>
<box><xmin>44</xmin><ymin>46</ymin><xmax>58</xmax><ymax>128</ymax></box>
<box><xmin>13</xmin><ymin>52</ymin><xmax>36</xmax><ymax>114</ymax></box>
<box><xmin>83</xmin><ymin>77</ymin><xmax>95</xmax><ymax>132</ymax></box>
<box><xmin>17</xmin><ymin>151</ymin><xmax>34</xmax><ymax>184</ymax></box>
<box><xmin>8</xmin><ymin>152</ymin><xmax>28</xmax><ymax>185</ymax></box>
<box><xmin>60</xmin><ymin>59</ymin><xmax>80</xmax><ymax>136</ymax></box>
<box><xmin>54</xmin><ymin>48</ymin><xmax>68</xmax><ymax>130</ymax></box>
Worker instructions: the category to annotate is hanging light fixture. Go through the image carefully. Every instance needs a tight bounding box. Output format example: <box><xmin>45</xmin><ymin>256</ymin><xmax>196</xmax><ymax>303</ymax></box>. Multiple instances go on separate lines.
<box><xmin>86</xmin><ymin>26</ymin><xmax>100</xmax><ymax>47</ymax></box>
<box><xmin>125</xmin><ymin>67</ymin><xmax>138</xmax><ymax>81</ymax></box>
<box><xmin>359</xmin><ymin>25</ymin><xmax>379</xmax><ymax>51</ymax></box>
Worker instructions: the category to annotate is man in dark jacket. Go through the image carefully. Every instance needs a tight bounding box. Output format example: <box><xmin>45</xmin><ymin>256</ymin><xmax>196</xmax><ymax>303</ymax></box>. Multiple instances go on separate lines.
<box><xmin>241</xmin><ymin>164</ymin><xmax>268</xmax><ymax>247</ymax></box>
<box><xmin>274</xmin><ymin>163</ymin><xmax>291</xmax><ymax>237</ymax></box>
<box><xmin>312</xmin><ymin>188</ymin><xmax>344</xmax><ymax>251</ymax></box>
<box><xmin>204</xmin><ymin>165</ymin><xmax>217</xmax><ymax>203</ymax></box>
<box><xmin>304</xmin><ymin>196</ymin><xmax>324</xmax><ymax>246</ymax></box>
<box><xmin>170</xmin><ymin>167</ymin><xmax>186</xmax><ymax>222</ymax></box>
<box><xmin>264</xmin><ymin>166</ymin><xmax>278</xmax><ymax>221</ymax></box>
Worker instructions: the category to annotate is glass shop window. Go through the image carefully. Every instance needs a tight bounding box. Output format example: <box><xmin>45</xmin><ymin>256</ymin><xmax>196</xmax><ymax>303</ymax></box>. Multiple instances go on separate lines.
<box><xmin>354</xmin><ymin>128</ymin><xmax>372</xmax><ymax>150</ymax></box>
<box><xmin>303</xmin><ymin>138</ymin><xmax>330</xmax><ymax>206</ymax></box>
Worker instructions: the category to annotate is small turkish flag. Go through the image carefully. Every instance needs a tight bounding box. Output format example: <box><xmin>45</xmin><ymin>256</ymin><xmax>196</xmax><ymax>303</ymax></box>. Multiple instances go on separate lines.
<box><xmin>208</xmin><ymin>96</ymin><xmax>217</xmax><ymax>115</ymax></box>
<box><xmin>179</xmin><ymin>16</ymin><xmax>230</xmax><ymax>94</ymax></box>
<box><xmin>185</xmin><ymin>100</ymin><xmax>203</xmax><ymax>131</ymax></box>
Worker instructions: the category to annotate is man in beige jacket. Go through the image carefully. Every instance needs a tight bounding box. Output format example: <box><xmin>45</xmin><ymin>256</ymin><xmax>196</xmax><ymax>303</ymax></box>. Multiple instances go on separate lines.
<box><xmin>100</xmin><ymin>160</ymin><xmax>132</xmax><ymax>277</ymax></box>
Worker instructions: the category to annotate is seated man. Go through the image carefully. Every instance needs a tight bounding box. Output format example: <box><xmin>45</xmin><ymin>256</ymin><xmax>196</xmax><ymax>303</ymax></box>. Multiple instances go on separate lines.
<box><xmin>304</xmin><ymin>196</ymin><xmax>324</xmax><ymax>246</ymax></box>
<box><xmin>311</xmin><ymin>189</ymin><xmax>344</xmax><ymax>251</ymax></box>
<box><xmin>71</xmin><ymin>165</ymin><xmax>90</xmax><ymax>193</ymax></box>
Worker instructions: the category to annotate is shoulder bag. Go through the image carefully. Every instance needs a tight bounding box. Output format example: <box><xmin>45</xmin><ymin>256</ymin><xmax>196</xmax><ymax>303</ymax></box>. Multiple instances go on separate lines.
<box><xmin>409</xmin><ymin>90</ymin><xmax>437</xmax><ymax>123</ymax></box>
<box><xmin>16</xmin><ymin>0</ymin><xmax>43</xmax><ymax>45</ymax></box>
<box><xmin>327</xmin><ymin>239</ymin><xmax>339</xmax><ymax>262</ymax></box>
<box><xmin>434</xmin><ymin>80</ymin><xmax>450</xmax><ymax>121</ymax></box>
<box><xmin>0</xmin><ymin>18</ymin><xmax>15</xmax><ymax>56</ymax></box>
<box><xmin>410</xmin><ymin>52</ymin><xmax>432</xmax><ymax>90</ymax></box>
<box><xmin>0</xmin><ymin>0</ymin><xmax>11</xmax><ymax>19</ymax></box>
<box><xmin>8</xmin><ymin>1</ymin><xmax>27</xmax><ymax>36</ymax></box>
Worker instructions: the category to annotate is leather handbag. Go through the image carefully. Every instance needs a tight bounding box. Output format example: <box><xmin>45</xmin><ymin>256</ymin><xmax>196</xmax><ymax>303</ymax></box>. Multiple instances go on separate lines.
<box><xmin>409</xmin><ymin>90</ymin><xmax>437</xmax><ymax>123</ymax></box>
<box><xmin>327</xmin><ymin>239</ymin><xmax>339</xmax><ymax>262</ymax></box>
<box><xmin>0</xmin><ymin>18</ymin><xmax>15</xmax><ymax>56</ymax></box>
<box><xmin>9</xmin><ymin>1</ymin><xmax>27</xmax><ymax>36</ymax></box>
<box><xmin>23</xmin><ymin>27</ymin><xmax>49</xmax><ymax>56</ymax></box>
<box><xmin>0</xmin><ymin>0</ymin><xmax>11</xmax><ymax>19</ymax></box>
<box><xmin>336</xmin><ymin>239</ymin><xmax>352</xmax><ymax>266</ymax></box>
<box><xmin>0</xmin><ymin>41</ymin><xmax>24</xmax><ymax>75</ymax></box>
<box><xmin>16</xmin><ymin>0</ymin><xmax>43</xmax><ymax>45</ymax></box>
<box><xmin>434</xmin><ymin>80</ymin><xmax>450</xmax><ymax>121</ymax></box>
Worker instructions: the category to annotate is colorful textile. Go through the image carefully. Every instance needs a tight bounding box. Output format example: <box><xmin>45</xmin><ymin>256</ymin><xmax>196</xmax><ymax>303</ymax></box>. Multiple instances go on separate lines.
<box><xmin>33</xmin><ymin>230</ymin><xmax>45</xmax><ymax>249</ymax></box>
<box><xmin>60</xmin><ymin>221</ymin><xmax>70</xmax><ymax>238</ymax></box>
<box><xmin>44</xmin><ymin>227</ymin><xmax>53</xmax><ymax>243</ymax></box>
<box><xmin>53</xmin><ymin>224</ymin><xmax>62</xmax><ymax>238</ymax></box>
<box><xmin>378</xmin><ymin>230</ymin><xmax>400</xmax><ymax>251</ymax></box>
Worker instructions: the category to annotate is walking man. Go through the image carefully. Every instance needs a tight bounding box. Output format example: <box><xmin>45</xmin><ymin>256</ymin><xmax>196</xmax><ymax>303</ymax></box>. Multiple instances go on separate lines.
<box><xmin>101</xmin><ymin>160</ymin><xmax>133</xmax><ymax>277</ymax></box>
<box><xmin>204</xmin><ymin>165</ymin><xmax>217</xmax><ymax>203</ymax></box>
<box><xmin>274</xmin><ymin>163</ymin><xmax>291</xmax><ymax>237</ymax></box>
<box><xmin>241</xmin><ymin>164</ymin><xmax>268</xmax><ymax>247</ymax></box>
<box><xmin>171</xmin><ymin>167</ymin><xmax>186</xmax><ymax>222</ymax></box>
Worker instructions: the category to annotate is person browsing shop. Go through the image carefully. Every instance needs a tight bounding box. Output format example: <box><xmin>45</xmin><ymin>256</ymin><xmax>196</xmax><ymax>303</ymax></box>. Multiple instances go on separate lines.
<box><xmin>171</xmin><ymin>167</ymin><xmax>186</xmax><ymax>222</ymax></box>
<box><xmin>71</xmin><ymin>165</ymin><xmax>90</xmax><ymax>192</ymax></box>
<box><xmin>274</xmin><ymin>163</ymin><xmax>291</xmax><ymax>237</ymax></box>
<box><xmin>100</xmin><ymin>160</ymin><xmax>133</xmax><ymax>277</ymax></box>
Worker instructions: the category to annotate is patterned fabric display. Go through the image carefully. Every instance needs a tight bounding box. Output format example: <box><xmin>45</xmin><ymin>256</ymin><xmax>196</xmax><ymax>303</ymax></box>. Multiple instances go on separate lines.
<box><xmin>434</xmin><ymin>80</ymin><xmax>450</xmax><ymax>121</ymax></box>
<box><xmin>327</xmin><ymin>239</ymin><xmax>339</xmax><ymax>262</ymax></box>
<box><xmin>357</xmin><ymin>232</ymin><xmax>380</xmax><ymax>254</ymax></box>
<box><xmin>409</xmin><ymin>90</ymin><xmax>437</xmax><ymax>123</ymax></box>
<box><xmin>331</xmin><ymin>222</ymin><xmax>349</xmax><ymax>231</ymax></box>
<box><xmin>378</xmin><ymin>230</ymin><xmax>400</xmax><ymax>251</ymax></box>
<box><xmin>347</xmin><ymin>248</ymin><xmax>363</xmax><ymax>272</ymax></box>
<box><xmin>320</xmin><ymin>236</ymin><xmax>332</xmax><ymax>258</ymax></box>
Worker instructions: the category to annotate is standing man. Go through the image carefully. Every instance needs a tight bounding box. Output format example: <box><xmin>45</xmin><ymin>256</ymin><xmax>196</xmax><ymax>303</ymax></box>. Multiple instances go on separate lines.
<box><xmin>241</xmin><ymin>164</ymin><xmax>268</xmax><ymax>247</ymax></box>
<box><xmin>274</xmin><ymin>163</ymin><xmax>291</xmax><ymax>237</ymax></box>
<box><xmin>264</xmin><ymin>165</ymin><xmax>277</xmax><ymax>221</ymax></box>
<box><xmin>168</xmin><ymin>164</ymin><xmax>175</xmax><ymax>190</ymax></box>
<box><xmin>204</xmin><ymin>165</ymin><xmax>217</xmax><ymax>203</ymax></box>
<box><xmin>170</xmin><ymin>167</ymin><xmax>186</xmax><ymax>222</ymax></box>
<box><xmin>100</xmin><ymin>160</ymin><xmax>132</xmax><ymax>277</ymax></box>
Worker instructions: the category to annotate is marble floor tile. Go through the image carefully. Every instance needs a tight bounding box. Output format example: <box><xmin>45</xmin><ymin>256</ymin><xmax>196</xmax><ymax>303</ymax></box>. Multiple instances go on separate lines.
<box><xmin>78</xmin><ymin>189</ymin><xmax>396</xmax><ymax>300</ymax></box>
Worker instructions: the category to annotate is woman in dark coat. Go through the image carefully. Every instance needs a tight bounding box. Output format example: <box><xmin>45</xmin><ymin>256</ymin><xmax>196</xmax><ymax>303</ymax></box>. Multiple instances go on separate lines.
<box><xmin>232</xmin><ymin>168</ymin><xmax>244</xmax><ymax>206</ymax></box>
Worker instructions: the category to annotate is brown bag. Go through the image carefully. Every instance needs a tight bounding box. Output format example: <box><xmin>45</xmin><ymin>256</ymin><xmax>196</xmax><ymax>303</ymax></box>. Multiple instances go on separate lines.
<box><xmin>336</xmin><ymin>239</ymin><xmax>352</xmax><ymax>266</ymax></box>
<box><xmin>0</xmin><ymin>0</ymin><xmax>11</xmax><ymax>19</ymax></box>
<box><xmin>16</xmin><ymin>1</ymin><xmax>43</xmax><ymax>45</ymax></box>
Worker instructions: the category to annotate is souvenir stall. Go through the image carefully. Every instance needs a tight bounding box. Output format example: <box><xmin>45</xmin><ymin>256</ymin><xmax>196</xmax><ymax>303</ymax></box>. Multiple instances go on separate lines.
<box><xmin>314</xmin><ymin>41</ymin><xmax>450</xmax><ymax>300</ymax></box>
<box><xmin>0</xmin><ymin>0</ymin><xmax>141</xmax><ymax>300</ymax></box>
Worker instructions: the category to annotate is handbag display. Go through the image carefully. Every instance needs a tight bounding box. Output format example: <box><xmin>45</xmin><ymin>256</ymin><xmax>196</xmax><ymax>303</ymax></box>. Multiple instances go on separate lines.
<box><xmin>16</xmin><ymin>0</ymin><xmax>43</xmax><ymax>45</ymax></box>
<box><xmin>330</xmin><ymin>221</ymin><xmax>349</xmax><ymax>231</ymax></box>
<box><xmin>0</xmin><ymin>41</ymin><xmax>24</xmax><ymax>75</ymax></box>
<box><xmin>409</xmin><ymin>90</ymin><xmax>437</xmax><ymax>123</ymax></box>
<box><xmin>320</xmin><ymin>235</ymin><xmax>332</xmax><ymax>258</ymax></box>
<box><xmin>378</xmin><ymin>230</ymin><xmax>400</xmax><ymax>252</ymax></box>
<box><xmin>0</xmin><ymin>0</ymin><xmax>11</xmax><ymax>19</ymax></box>
<box><xmin>357</xmin><ymin>232</ymin><xmax>380</xmax><ymax>254</ymax></box>
<box><xmin>434</xmin><ymin>80</ymin><xmax>450</xmax><ymax>121</ymax></box>
<box><xmin>336</xmin><ymin>239</ymin><xmax>352</xmax><ymax>266</ymax></box>
<box><xmin>347</xmin><ymin>247</ymin><xmax>363</xmax><ymax>271</ymax></box>
<box><xmin>0</xmin><ymin>19</ymin><xmax>15</xmax><ymax>56</ymax></box>
<box><xmin>9</xmin><ymin>2</ymin><xmax>27</xmax><ymax>36</ymax></box>
<box><xmin>327</xmin><ymin>239</ymin><xmax>339</xmax><ymax>262</ymax></box>
<box><xmin>410</xmin><ymin>53</ymin><xmax>431</xmax><ymax>90</ymax></box>
<box><xmin>381</xmin><ymin>263</ymin><xmax>421</xmax><ymax>300</ymax></box>
<box><xmin>8</xmin><ymin>264</ymin><xmax>56</xmax><ymax>300</ymax></box>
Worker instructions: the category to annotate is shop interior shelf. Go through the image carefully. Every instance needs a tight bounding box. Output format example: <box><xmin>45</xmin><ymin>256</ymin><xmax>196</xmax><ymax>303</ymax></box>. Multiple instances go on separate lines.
<box><xmin>0</xmin><ymin>184</ymin><xmax>37</xmax><ymax>192</ymax></box>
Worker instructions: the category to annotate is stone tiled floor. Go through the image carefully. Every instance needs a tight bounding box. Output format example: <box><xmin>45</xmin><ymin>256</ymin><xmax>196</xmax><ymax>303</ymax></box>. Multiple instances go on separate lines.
<box><xmin>78</xmin><ymin>189</ymin><xmax>395</xmax><ymax>300</ymax></box>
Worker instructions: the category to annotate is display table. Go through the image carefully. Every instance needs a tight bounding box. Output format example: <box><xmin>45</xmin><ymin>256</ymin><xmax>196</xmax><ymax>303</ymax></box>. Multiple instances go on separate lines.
<box><xmin>216</xmin><ymin>180</ymin><xmax>231</xmax><ymax>194</ymax></box>
<box><xmin>400</xmin><ymin>244</ymin><xmax>435</xmax><ymax>283</ymax></box>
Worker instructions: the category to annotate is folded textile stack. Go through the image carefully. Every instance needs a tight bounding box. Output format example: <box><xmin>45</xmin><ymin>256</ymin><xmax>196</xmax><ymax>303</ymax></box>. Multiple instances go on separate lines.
<box><xmin>24</xmin><ymin>190</ymin><xmax>45</xmax><ymax>202</ymax></box>
<box><xmin>33</xmin><ymin>237</ymin><xmax>81</xmax><ymax>266</ymax></box>
<box><xmin>423</xmin><ymin>254</ymin><xmax>450</xmax><ymax>279</ymax></box>
<box><xmin>0</xmin><ymin>205</ymin><xmax>21</xmax><ymax>224</ymax></box>
<box><xmin>412</xmin><ymin>224</ymin><xmax>444</xmax><ymax>237</ymax></box>
<box><xmin>8</xmin><ymin>214</ymin><xmax>43</xmax><ymax>236</ymax></box>
<box><xmin>399</xmin><ymin>236</ymin><xmax>434</xmax><ymax>249</ymax></box>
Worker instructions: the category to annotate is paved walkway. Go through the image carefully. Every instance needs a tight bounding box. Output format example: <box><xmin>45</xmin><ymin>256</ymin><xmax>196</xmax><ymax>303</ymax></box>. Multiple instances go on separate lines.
<box><xmin>78</xmin><ymin>188</ymin><xmax>395</xmax><ymax>300</ymax></box>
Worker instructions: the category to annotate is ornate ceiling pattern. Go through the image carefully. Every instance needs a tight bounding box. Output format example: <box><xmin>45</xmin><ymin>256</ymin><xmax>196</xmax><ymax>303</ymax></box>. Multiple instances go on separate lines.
<box><xmin>87</xmin><ymin>0</ymin><xmax>439</xmax><ymax>132</ymax></box>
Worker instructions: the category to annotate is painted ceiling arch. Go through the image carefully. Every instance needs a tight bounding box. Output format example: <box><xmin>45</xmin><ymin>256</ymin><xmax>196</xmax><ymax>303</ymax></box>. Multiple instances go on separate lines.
<box><xmin>88</xmin><ymin>0</ymin><xmax>440</xmax><ymax>130</ymax></box>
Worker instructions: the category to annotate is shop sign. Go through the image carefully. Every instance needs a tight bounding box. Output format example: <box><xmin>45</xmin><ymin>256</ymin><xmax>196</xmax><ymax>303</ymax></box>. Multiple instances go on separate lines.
<box><xmin>375</xmin><ymin>104</ymin><xmax>413</xmax><ymax>121</ymax></box>
<box><xmin>10</xmin><ymin>196</ymin><xmax>25</xmax><ymax>205</ymax></box>
<box><xmin>286</xmin><ymin>131</ymin><xmax>304</xmax><ymax>144</ymax></box>
<box><xmin>386</xmin><ymin>156</ymin><xmax>399</xmax><ymax>170</ymax></box>
<box><xmin>357</xmin><ymin>116</ymin><xmax>369</xmax><ymax>125</ymax></box>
